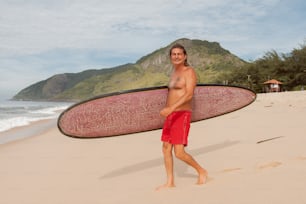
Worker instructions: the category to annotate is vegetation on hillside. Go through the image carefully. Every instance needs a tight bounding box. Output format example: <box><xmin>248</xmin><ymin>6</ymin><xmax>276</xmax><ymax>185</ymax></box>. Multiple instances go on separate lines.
<box><xmin>220</xmin><ymin>42</ymin><xmax>306</xmax><ymax>92</ymax></box>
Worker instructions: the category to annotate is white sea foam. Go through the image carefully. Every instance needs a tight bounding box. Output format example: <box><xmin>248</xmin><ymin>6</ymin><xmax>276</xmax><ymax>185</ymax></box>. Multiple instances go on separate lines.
<box><xmin>0</xmin><ymin>116</ymin><xmax>55</xmax><ymax>132</ymax></box>
<box><xmin>0</xmin><ymin>100</ymin><xmax>72</xmax><ymax>133</ymax></box>
<box><xmin>30</xmin><ymin>106</ymin><xmax>66</xmax><ymax>115</ymax></box>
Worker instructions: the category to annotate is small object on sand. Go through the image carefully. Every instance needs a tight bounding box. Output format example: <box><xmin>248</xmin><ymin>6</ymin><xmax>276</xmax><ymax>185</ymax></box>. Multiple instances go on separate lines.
<box><xmin>257</xmin><ymin>136</ymin><xmax>284</xmax><ymax>144</ymax></box>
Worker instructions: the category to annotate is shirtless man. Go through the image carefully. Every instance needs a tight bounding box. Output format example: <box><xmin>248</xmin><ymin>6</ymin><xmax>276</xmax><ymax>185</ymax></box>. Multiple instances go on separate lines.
<box><xmin>156</xmin><ymin>43</ymin><xmax>207</xmax><ymax>190</ymax></box>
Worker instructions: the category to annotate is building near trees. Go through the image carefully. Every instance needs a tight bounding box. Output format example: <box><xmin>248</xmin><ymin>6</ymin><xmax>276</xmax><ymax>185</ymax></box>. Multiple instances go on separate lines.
<box><xmin>263</xmin><ymin>79</ymin><xmax>283</xmax><ymax>92</ymax></box>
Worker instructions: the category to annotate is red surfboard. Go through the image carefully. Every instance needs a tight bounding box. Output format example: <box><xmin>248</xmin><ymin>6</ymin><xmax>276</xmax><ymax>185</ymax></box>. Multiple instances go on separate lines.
<box><xmin>57</xmin><ymin>84</ymin><xmax>256</xmax><ymax>138</ymax></box>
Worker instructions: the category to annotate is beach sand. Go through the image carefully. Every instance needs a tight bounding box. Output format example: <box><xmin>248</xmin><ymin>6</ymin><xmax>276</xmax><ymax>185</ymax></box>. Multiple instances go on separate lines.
<box><xmin>0</xmin><ymin>91</ymin><xmax>305</xmax><ymax>204</ymax></box>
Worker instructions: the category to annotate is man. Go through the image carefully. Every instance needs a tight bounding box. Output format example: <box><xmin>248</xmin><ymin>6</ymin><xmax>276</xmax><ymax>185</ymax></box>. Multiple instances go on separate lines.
<box><xmin>156</xmin><ymin>43</ymin><xmax>207</xmax><ymax>190</ymax></box>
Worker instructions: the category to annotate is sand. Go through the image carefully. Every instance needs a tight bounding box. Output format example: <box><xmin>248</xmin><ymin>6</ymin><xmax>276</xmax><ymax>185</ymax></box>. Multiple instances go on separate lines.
<box><xmin>0</xmin><ymin>91</ymin><xmax>305</xmax><ymax>204</ymax></box>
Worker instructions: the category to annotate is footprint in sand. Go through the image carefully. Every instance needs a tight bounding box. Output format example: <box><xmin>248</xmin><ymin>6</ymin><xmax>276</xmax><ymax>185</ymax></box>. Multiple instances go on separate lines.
<box><xmin>257</xmin><ymin>161</ymin><xmax>282</xmax><ymax>170</ymax></box>
<box><xmin>220</xmin><ymin>167</ymin><xmax>242</xmax><ymax>173</ymax></box>
<box><xmin>294</xmin><ymin>156</ymin><xmax>306</xmax><ymax>161</ymax></box>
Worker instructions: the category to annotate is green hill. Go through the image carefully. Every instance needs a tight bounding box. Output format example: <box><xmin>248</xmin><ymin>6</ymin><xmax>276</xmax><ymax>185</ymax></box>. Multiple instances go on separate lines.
<box><xmin>13</xmin><ymin>38</ymin><xmax>246</xmax><ymax>101</ymax></box>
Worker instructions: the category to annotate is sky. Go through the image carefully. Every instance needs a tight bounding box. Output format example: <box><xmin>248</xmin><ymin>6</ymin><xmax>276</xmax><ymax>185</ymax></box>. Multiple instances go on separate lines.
<box><xmin>0</xmin><ymin>0</ymin><xmax>305</xmax><ymax>99</ymax></box>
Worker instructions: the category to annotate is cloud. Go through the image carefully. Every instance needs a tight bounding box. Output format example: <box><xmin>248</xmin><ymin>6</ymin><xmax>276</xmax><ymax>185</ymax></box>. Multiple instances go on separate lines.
<box><xmin>0</xmin><ymin>0</ymin><xmax>305</xmax><ymax>98</ymax></box>
<box><xmin>0</xmin><ymin>0</ymin><xmax>281</xmax><ymax>56</ymax></box>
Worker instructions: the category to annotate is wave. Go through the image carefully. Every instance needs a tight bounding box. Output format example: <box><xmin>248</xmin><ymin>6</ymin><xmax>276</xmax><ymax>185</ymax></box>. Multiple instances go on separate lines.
<box><xmin>0</xmin><ymin>116</ymin><xmax>56</xmax><ymax>132</ymax></box>
<box><xmin>0</xmin><ymin>101</ymin><xmax>72</xmax><ymax>133</ymax></box>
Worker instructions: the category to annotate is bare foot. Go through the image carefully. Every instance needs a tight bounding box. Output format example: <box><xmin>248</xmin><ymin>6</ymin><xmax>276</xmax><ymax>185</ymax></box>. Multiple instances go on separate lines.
<box><xmin>155</xmin><ymin>183</ymin><xmax>175</xmax><ymax>191</ymax></box>
<box><xmin>196</xmin><ymin>169</ymin><xmax>208</xmax><ymax>185</ymax></box>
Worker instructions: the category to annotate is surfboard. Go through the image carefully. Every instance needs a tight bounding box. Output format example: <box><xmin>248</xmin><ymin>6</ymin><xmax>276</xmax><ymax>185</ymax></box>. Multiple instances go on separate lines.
<box><xmin>57</xmin><ymin>84</ymin><xmax>256</xmax><ymax>138</ymax></box>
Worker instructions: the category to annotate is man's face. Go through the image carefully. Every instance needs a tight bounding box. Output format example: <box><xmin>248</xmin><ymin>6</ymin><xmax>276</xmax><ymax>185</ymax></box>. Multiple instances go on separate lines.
<box><xmin>170</xmin><ymin>48</ymin><xmax>186</xmax><ymax>66</ymax></box>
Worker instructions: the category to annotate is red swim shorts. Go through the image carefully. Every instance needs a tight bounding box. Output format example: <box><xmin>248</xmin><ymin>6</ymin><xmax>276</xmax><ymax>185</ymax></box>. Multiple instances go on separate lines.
<box><xmin>161</xmin><ymin>111</ymin><xmax>191</xmax><ymax>146</ymax></box>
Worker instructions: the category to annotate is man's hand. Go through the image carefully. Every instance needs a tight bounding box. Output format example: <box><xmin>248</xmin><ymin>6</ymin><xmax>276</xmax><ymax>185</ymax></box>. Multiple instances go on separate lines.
<box><xmin>160</xmin><ymin>107</ymin><xmax>173</xmax><ymax>118</ymax></box>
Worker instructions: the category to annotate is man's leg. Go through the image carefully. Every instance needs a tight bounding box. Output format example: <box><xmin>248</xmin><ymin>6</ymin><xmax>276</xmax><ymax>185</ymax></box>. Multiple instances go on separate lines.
<box><xmin>174</xmin><ymin>144</ymin><xmax>207</xmax><ymax>184</ymax></box>
<box><xmin>156</xmin><ymin>142</ymin><xmax>175</xmax><ymax>190</ymax></box>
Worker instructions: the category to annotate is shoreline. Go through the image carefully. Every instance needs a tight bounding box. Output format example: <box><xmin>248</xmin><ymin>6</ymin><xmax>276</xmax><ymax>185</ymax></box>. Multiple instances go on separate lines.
<box><xmin>0</xmin><ymin>118</ymin><xmax>57</xmax><ymax>145</ymax></box>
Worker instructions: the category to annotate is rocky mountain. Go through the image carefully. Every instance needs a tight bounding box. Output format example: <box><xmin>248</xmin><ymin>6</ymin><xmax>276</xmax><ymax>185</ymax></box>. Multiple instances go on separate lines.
<box><xmin>13</xmin><ymin>38</ymin><xmax>246</xmax><ymax>101</ymax></box>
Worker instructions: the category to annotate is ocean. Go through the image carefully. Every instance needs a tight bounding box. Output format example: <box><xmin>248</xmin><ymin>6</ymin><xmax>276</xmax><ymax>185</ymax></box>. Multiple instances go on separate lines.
<box><xmin>0</xmin><ymin>100</ymin><xmax>72</xmax><ymax>133</ymax></box>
